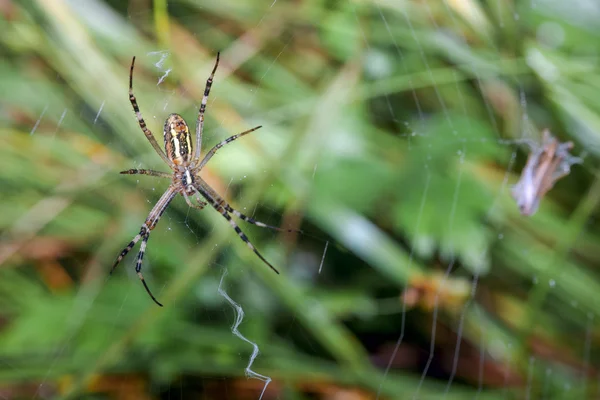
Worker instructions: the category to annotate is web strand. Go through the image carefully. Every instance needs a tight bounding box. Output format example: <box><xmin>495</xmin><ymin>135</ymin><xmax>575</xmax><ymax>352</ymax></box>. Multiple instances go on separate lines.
<box><xmin>218</xmin><ymin>269</ymin><xmax>272</xmax><ymax>400</ymax></box>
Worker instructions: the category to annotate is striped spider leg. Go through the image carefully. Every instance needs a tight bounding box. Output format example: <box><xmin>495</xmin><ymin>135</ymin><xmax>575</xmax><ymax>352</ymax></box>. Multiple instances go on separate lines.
<box><xmin>110</xmin><ymin>187</ymin><xmax>177</xmax><ymax>306</ymax></box>
<box><xmin>191</xmin><ymin>176</ymin><xmax>296</xmax><ymax>275</ymax></box>
<box><xmin>111</xmin><ymin>53</ymin><xmax>296</xmax><ymax>306</ymax></box>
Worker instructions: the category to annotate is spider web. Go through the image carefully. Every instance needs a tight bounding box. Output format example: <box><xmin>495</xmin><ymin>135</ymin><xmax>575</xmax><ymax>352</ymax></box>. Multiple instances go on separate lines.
<box><xmin>2</xmin><ymin>0</ymin><xmax>600</xmax><ymax>399</ymax></box>
<box><xmin>361</xmin><ymin>1</ymin><xmax>597</xmax><ymax>399</ymax></box>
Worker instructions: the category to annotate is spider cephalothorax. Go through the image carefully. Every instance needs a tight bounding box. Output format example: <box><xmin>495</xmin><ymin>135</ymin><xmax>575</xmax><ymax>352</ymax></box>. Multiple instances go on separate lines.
<box><xmin>111</xmin><ymin>54</ymin><xmax>294</xmax><ymax>306</ymax></box>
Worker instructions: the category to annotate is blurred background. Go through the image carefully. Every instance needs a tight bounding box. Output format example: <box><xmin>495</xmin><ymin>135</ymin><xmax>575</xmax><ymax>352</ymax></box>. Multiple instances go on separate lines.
<box><xmin>1</xmin><ymin>0</ymin><xmax>600</xmax><ymax>399</ymax></box>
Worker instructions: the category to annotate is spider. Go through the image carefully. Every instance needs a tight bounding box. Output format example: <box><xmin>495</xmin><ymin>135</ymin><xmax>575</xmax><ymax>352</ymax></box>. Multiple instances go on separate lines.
<box><xmin>111</xmin><ymin>53</ymin><xmax>293</xmax><ymax>307</ymax></box>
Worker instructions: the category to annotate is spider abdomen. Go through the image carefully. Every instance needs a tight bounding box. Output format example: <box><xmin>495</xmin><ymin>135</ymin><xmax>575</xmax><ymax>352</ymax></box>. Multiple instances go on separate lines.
<box><xmin>164</xmin><ymin>113</ymin><xmax>192</xmax><ymax>166</ymax></box>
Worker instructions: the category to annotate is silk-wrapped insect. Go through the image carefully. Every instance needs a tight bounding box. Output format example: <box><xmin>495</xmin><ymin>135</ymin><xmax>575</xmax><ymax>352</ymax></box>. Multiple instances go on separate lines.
<box><xmin>511</xmin><ymin>130</ymin><xmax>581</xmax><ymax>216</ymax></box>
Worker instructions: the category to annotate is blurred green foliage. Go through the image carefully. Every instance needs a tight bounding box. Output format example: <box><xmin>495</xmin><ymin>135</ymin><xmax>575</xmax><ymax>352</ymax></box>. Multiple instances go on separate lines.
<box><xmin>1</xmin><ymin>0</ymin><xmax>600</xmax><ymax>399</ymax></box>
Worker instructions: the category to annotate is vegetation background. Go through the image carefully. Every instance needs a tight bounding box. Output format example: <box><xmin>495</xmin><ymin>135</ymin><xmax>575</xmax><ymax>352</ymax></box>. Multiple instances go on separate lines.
<box><xmin>1</xmin><ymin>0</ymin><xmax>600</xmax><ymax>398</ymax></box>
